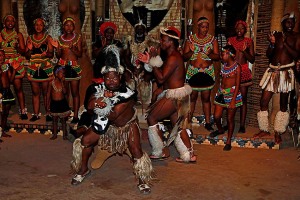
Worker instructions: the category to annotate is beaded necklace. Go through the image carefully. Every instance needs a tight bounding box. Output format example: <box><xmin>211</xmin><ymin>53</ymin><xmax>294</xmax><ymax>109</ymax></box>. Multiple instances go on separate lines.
<box><xmin>221</xmin><ymin>62</ymin><xmax>238</xmax><ymax>77</ymax></box>
<box><xmin>52</xmin><ymin>80</ymin><xmax>62</xmax><ymax>92</ymax></box>
<box><xmin>58</xmin><ymin>33</ymin><xmax>80</xmax><ymax>48</ymax></box>
<box><xmin>190</xmin><ymin>33</ymin><xmax>214</xmax><ymax>46</ymax></box>
<box><xmin>30</xmin><ymin>33</ymin><xmax>48</xmax><ymax>47</ymax></box>
<box><xmin>1</xmin><ymin>28</ymin><xmax>18</xmax><ymax>42</ymax></box>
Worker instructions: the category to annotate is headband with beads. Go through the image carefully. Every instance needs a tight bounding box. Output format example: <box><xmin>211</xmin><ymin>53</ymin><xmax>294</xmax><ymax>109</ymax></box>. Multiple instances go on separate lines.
<box><xmin>222</xmin><ymin>48</ymin><xmax>235</xmax><ymax>57</ymax></box>
<box><xmin>33</xmin><ymin>18</ymin><xmax>46</xmax><ymax>26</ymax></box>
<box><xmin>197</xmin><ymin>18</ymin><xmax>209</xmax><ymax>25</ymax></box>
<box><xmin>3</xmin><ymin>14</ymin><xmax>15</xmax><ymax>23</ymax></box>
<box><xmin>63</xmin><ymin>17</ymin><xmax>75</xmax><ymax>25</ymax></box>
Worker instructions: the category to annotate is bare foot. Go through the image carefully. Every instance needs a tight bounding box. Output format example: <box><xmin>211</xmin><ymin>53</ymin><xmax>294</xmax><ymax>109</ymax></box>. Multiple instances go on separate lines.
<box><xmin>50</xmin><ymin>135</ymin><xmax>57</xmax><ymax>140</ymax></box>
<box><xmin>2</xmin><ymin>132</ymin><xmax>12</xmax><ymax>137</ymax></box>
<box><xmin>253</xmin><ymin>131</ymin><xmax>270</xmax><ymax>138</ymax></box>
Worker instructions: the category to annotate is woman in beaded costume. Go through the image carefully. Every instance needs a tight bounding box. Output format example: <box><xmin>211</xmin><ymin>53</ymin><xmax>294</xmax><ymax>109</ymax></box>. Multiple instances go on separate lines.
<box><xmin>0</xmin><ymin>49</ymin><xmax>16</xmax><ymax>141</ymax></box>
<box><xmin>25</xmin><ymin>18</ymin><xmax>55</xmax><ymax>122</ymax></box>
<box><xmin>52</xmin><ymin>17</ymin><xmax>82</xmax><ymax>124</ymax></box>
<box><xmin>209</xmin><ymin>45</ymin><xmax>242</xmax><ymax>151</ymax></box>
<box><xmin>0</xmin><ymin>15</ymin><xmax>27</xmax><ymax>120</ymax></box>
<box><xmin>227</xmin><ymin>20</ymin><xmax>255</xmax><ymax>133</ymax></box>
<box><xmin>183</xmin><ymin>16</ymin><xmax>219</xmax><ymax>131</ymax></box>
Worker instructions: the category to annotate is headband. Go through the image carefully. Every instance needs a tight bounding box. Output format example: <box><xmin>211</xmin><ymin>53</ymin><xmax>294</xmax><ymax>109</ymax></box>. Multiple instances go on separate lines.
<box><xmin>55</xmin><ymin>66</ymin><xmax>65</xmax><ymax>75</ymax></box>
<box><xmin>235</xmin><ymin>20</ymin><xmax>247</xmax><ymax>29</ymax></box>
<box><xmin>63</xmin><ymin>17</ymin><xmax>75</xmax><ymax>25</ymax></box>
<box><xmin>33</xmin><ymin>18</ymin><xmax>46</xmax><ymax>26</ymax></box>
<box><xmin>3</xmin><ymin>15</ymin><xmax>15</xmax><ymax>23</ymax></box>
<box><xmin>222</xmin><ymin>48</ymin><xmax>235</xmax><ymax>57</ymax></box>
<box><xmin>197</xmin><ymin>18</ymin><xmax>209</xmax><ymax>25</ymax></box>
<box><xmin>160</xmin><ymin>26</ymin><xmax>180</xmax><ymax>40</ymax></box>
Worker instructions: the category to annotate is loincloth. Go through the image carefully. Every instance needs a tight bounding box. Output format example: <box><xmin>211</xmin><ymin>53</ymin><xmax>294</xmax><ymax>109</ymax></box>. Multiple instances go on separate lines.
<box><xmin>186</xmin><ymin>64</ymin><xmax>215</xmax><ymax>91</ymax></box>
<box><xmin>259</xmin><ymin>62</ymin><xmax>295</xmax><ymax>93</ymax></box>
<box><xmin>240</xmin><ymin>63</ymin><xmax>253</xmax><ymax>87</ymax></box>
<box><xmin>58</xmin><ymin>58</ymin><xmax>82</xmax><ymax>81</ymax></box>
<box><xmin>97</xmin><ymin>109</ymin><xmax>139</xmax><ymax>154</ymax></box>
<box><xmin>214</xmin><ymin>86</ymin><xmax>243</xmax><ymax>108</ymax></box>
<box><xmin>50</xmin><ymin>98</ymin><xmax>71</xmax><ymax>118</ymax></box>
<box><xmin>148</xmin><ymin>84</ymin><xmax>192</xmax><ymax>130</ymax></box>
<box><xmin>27</xmin><ymin>56</ymin><xmax>53</xmax><ymax>82</ymax></box>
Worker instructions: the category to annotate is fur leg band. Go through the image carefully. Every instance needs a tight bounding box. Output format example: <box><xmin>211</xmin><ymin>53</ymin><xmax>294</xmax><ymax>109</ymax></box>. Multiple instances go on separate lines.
<box><xmin>274</xmin><ymin>111</ymin><xmax>290</xmax><ymax>134</ymax></box>
<box><xmin>133</xmin><ymin>152</ymin><xmax>154</xmax><ymax>184</ymax></box>
<box><xmin>70</xmin><ymin>138</ymin><xmax>84</xmax><ymax>173</ymax></box>
<box><xmin>148</xmin><ymin>124</ymin><xmax>164</xmax><ymax>157</ymax></box>
<box><xmin>174</xmin><ymin>133</ymin><xmax>193</xmax><ymax>162</ymax></box>
<box><xmin>257</xmin><ymin>110</ymin><xmax>269</xmax><ymax>132</ymax></box>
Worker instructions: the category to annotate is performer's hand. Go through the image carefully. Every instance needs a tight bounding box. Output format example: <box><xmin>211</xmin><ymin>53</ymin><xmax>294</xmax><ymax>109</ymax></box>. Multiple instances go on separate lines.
<box><xmin>104</xmin><ymin>90</ymin><xmax>115</xmax><ymax>98</ymax></box>
<box><xmin>268</xmin><ymin>31</ymin><xmax>275</xmax><ymax>44</ymax></box>
<box><xmin>50</xmin><ymin>38</ymin><xmax>58</xmax><ymax>48</ymax></box>
<box><xmin>10</xmin><ymin>60</ymin><xmax>20</xmax><ymax>69</ymax></box>
<box><xmin>228</xmin><ymin>101</ymin><xmax>235</xmax><ymax>109</ymax></box>
<box><xmin>189</xmin><ymin>41</ymin><xmax>195</xmax><ymax>52</ymax></box>
<box><xmin>149</xmin><ymin>46</ymin><xmax>158</xmax><ymax>57</ymax></box>
<box><xmin>138</xmin><ymin>51</ymin><xmax>150</xmax><ymax>63</ymax></box>
<box><xmin>27</xmin><ymin>39</ymin><xmax>33</xmax><ymax>50</ymax></box>
<box><xmin>94</xmin><ymin>101</ymin><xmax>107</xmax><ymax>109</ymax></box>
<box><xmin>205</xmin><ymin>47</ymin><xmax>212</xmax><ymax>55</ymax></box>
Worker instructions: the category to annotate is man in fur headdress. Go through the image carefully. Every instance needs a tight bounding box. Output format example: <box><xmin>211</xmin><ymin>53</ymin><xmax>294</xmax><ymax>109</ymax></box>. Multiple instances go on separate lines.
<box><xmin>254</xmin><ymin>12</ymin><xmax>300</xmax><ymax>143</ymax></box>
<box><xmin>123</xmin><ymin>20</ymin><xmax>158</xmax><ymax>105</ymax></box>
<box><xmin>70</xmin><ymin>45</ymin><xmax>153</xmax><ymax>194</ymax></box>
<box><xmin>138</xmin><ymin>27</ymin><xmax>196</xmax><ymax>163</ymax></box>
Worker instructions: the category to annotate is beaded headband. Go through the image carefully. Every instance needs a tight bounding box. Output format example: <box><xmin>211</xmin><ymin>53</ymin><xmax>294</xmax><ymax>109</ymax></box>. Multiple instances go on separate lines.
<box><xmin>3</xmin><ymin>15</ymin><xmax>15</xmax><ymax>23</ymax></box>
<box><xmin>33</xmin><ymin>18</ymin><xmax>46</xmax><ymax>26</ymax></box>
<box><xmin>197</xmin><ymin>19</ymin><xmax>209</xmax><ymax>25</ymax></box>
<box><xmin>63</xmin><ymin>17</ymin><xmax>75</xmax><ymax>25</ymax></box>
<box><xmin>222</xmin><ymin>48</ymin><xmax>235</xmax><ymax>57</ymax></box>
<box><xmin>55</xmin><ymin>66</ymin><xmax>65</xmax><ymax>75</ymax></box>
<box><xmin>160</xmin><ymin>26</ymin><xmax>180</xmax><ymax>40</ymax></box>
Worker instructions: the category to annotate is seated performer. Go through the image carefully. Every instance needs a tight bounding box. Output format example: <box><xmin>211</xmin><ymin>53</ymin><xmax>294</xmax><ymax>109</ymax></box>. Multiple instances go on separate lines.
<box><xmin>254</xmin><ymin>13</ymin><xmax>300</xmax><ymax>143</ymax></box>
<box><xmin>0</xmin><ymin>49</ymin><xmax>16</xmax><ymax>141</ymax></box>
<box><xmin>209</xmin><ymin>45</ymin><xmax>242</xmax><ymax>151</ymax></box>
<box><xmin>138</xmin><ymin>27</ymin><xmax>196</xmax><ymax>163</ymax></box>
<box><xmin>70</xmin><ymin>45</ymin><xmax>153</xmax><ymax>194</ymax></box>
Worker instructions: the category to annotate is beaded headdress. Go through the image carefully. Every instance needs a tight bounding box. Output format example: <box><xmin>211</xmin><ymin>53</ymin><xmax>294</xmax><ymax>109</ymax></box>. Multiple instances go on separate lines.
<box><xmin>222</xmin><ymin>47</ymin><xmax>235</xmax><ymax>57</ymax></box>
<box><xmin>63</xmin><ymin>17</ymin><xmax>75</xmax><ymax>25</ymax></box>
<box><xmin>197</xmin><ymin>18</ymin><xmax>209</xmax><ymax>25</ymax></box>
<box><xmin>101</xmin><ymin>45</ymin><xmax>124</xmax><ymax>74</ymax></box>
<box><xmin>99</xmin><ymin>22</ymin><xmax>117</xmax><ymax>35</ymax></box>
<box><xmin>160</xmin><ymin>26</ymin><xmax>181</xmax><ymax>40</ymax></box>
<box><xmin>235</xmin><ymin>20</ymin><xmax>247</xmax><ymax>29</ymax></box>
<box><xmin>2</xmin><ymin>14</ymin><xmax>15</xmax><ymax>23</ymax></box>
<box><xmin>33</xmin><ymin>18</ymin><xmax>46</xmax><ymax>26</ymax></box>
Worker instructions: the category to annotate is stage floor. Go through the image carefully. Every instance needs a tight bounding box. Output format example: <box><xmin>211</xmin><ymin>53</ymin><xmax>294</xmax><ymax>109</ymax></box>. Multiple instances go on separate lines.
<box><xmin>6</xmin><ymin>105</ymin><xmax>297</xmax><ymax>150</ymax></box>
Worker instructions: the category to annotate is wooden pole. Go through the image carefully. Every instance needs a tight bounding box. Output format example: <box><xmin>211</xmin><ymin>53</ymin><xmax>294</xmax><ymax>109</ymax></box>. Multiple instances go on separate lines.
<box><xmin>95</xmin><ymin>0</ymin><xmax>104</xmax><ymax>18</ymax></box>
<box><xmin>0</xmin><ymin>0</ymin><xmax>12</xmax><ymax>21</ymax></box>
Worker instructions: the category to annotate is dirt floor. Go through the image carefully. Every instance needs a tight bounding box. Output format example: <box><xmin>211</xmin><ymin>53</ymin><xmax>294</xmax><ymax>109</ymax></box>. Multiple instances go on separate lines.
<box><xmin>0</xmin><ymin>131</ymin><xmax>300</xmax><ymax>200</ymax></box>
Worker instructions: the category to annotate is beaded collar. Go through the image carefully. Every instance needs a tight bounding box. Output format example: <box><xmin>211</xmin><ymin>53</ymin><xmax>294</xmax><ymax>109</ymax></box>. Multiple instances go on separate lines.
<box><xmin>221</xmin><ymin>62</ymin><xmax>238</xmax><ymax>77</ymax></box>
<box><xmin>228</xmin><ymin>37</ymin><xmax>251</xmax><ymax>51</ymax></box>
<box><xmin>30</xmin><ymin>33</ymin><xmax>48</xmax><ymax>46</ymax></box>
<box><xmin>1</xmin><ymin>29</ymin><xmax>18</xmax><ymax>42</ymax></box>
<box><xmin>58</xmin><ymin>33</ymin><xmax>81</xmax><ymax>48</ymax></box>
<box><xmin>189</xmin><ymin>33</ymin><xmax>214</xmax><ymax>46</ymax></box>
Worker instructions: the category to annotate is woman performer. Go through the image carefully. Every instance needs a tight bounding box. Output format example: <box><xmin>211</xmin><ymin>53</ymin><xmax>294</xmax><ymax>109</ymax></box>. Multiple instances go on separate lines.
<box><xmin>227</xmin><ymin>20</ymin><xmax>255</xmax><ymax>133</ymax></box>
<box><xmin>183</xmin><ymin>16</ymin><xmax>219</xmax><ymax>131</ymax></box>
<box><xmin>25</xmin><ymin>18</ymin><xmax>54</xmax><ymax>122</ymax></box>
<box><xmin>0</xmin><ymin>15</ymin><xmax>27</xmax><ymax>120</ymax></box>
